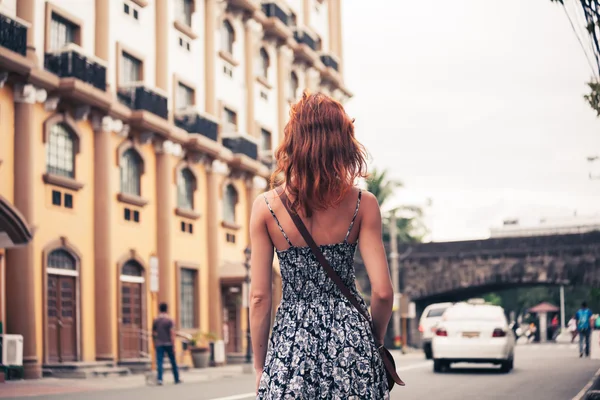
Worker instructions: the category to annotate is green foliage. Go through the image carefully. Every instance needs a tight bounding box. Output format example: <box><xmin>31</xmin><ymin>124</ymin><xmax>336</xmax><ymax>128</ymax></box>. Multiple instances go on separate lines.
<box><xmin>584</xmin><ymin>81</ymin><xmax>600</xmax><ymax>116</ymax></box>
<box><xmin>483</xmin><ymin>293</ymin><xmax>502</xmax><ymax>306</ymax></box>
<box><xmin>365</xmin><ymin>167</ymin><xmax>403</xmax><ymax>209</ymax></box>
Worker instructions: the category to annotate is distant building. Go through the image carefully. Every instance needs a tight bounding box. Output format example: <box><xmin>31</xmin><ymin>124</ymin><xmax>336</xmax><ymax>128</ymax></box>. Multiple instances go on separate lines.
<box><xmin>490</xmin><ymin>215</ymin><xmax>600</xmax><ymax>238</ymax></box>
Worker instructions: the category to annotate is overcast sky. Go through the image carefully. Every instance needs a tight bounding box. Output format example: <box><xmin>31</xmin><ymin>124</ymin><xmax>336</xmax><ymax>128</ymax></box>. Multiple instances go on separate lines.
<box><xmin>342</xmin><ymin>0</ymin><xmax>600</xmax><ymax>242</ymax></box>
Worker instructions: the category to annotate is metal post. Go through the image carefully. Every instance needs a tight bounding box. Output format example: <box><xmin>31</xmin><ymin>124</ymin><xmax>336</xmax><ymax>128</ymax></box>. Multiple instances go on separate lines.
<box><xmin>244</xmin><ymin>247</ymin><xmax>252</xmax><ymax>364</ymax></box>
<box><xmin>560</xmin><ymin>285</ymin><xmax>566</xmax><ymax>330</ymax></box>
<box><xmin>389</xmin><ymin>212</ymin><xmax>401</xmax><ymax>348</ymax></box>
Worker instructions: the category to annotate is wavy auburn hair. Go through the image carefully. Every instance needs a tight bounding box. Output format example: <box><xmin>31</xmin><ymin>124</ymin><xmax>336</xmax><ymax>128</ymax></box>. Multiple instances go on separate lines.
<box><xmin>271</xmin><ymin>91</ymin><xmax>368</xmax><ymax>217</ymax></box>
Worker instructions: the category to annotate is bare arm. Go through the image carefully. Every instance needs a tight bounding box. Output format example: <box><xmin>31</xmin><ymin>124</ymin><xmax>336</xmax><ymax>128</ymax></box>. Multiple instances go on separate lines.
<box><xmin>249</xmin><ymin>195</ymin><xmax>274</xmax><ymax>372</ymax></box>
<box><xmin>358</xmin><ymin>192</ymin><xmax>394</xmax><ymax>344</ymax></box>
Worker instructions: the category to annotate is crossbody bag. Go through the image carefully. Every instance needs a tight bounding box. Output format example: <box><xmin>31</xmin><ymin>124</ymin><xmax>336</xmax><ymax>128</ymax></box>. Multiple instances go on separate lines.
<box><xmin>279</xmin><ymin>190</ymin><xmax>405</xmax><ymax>391</ymax></box>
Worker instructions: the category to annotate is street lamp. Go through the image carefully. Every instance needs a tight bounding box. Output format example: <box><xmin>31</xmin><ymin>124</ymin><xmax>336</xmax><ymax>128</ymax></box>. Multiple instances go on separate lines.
<box><xmin>244</xmin><ymin>247</ymin><xmax>252</xmax><ymax>364</ymax></box>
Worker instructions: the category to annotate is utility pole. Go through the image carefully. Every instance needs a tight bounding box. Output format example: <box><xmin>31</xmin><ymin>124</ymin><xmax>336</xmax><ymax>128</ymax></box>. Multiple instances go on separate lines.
<box><xmin>389</xmin><ymin>211</ymin><xmax>401</xmax><ymax>348</ymax></box>
<box><xmin>560</xmin><ymin>285</ymin><xmax>566</xmax><ymax>330</ymax></box>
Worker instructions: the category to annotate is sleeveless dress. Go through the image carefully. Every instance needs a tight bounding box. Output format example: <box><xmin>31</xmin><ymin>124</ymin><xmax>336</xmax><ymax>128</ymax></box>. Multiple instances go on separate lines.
<box><xmin>257</xmin><ymin>190</ymin><xmax>390</xmax><ymax>400</ymax></box>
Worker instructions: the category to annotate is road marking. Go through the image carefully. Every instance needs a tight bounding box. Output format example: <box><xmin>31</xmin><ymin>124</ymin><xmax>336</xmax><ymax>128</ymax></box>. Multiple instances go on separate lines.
<box><xmin>208</xmin><ymin>393</ymin><xmax>256</xmax><ymax>400</ymax></box>
<box><xmin>572</xmin><ymin>365</ymin><xmax>600</xmax><ymax>400</ymax></box>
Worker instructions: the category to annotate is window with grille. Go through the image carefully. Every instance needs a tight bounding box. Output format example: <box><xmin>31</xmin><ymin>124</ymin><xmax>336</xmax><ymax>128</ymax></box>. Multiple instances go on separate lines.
<box><xmin>120</xmin><ymin>148</ymin><xmax>143</xmax><ymax>196</ymax></box>
<box><xmin>176</xmin><ymin>83</ymin><xmax>194</xmax><ymax>110</ymax></box>
<box><xmin>121</xmin><ymin>52</ymin><xmax>141</xmax><ymax>84</ymax></box>
<box><xmin>46</xmin><ymin>123</ymin><xmax>75</xmax><ymax>178</ymax></box>
<box><xmin>290</xmin><ymin>72</ymin><xmax>299</xmax><ymax>100</ymax></box>
<box><xmin>50</xmin><ymin>13</ymin><xmax>77</xmax><ymax>51</ymax></box>
<box><xmin>180</xmin><ymin>268</ymin><xmax>197</xmax><ymax>329</ymax></box>
<box><xmin>222</xmin><ymin>20</ymin><xmax>234</xmax><ymax>54</ymax></box>
<box><xmin>122</xmin><ymin>260</ymin><xmax>143</xmax><ymax>276</ymax></box>
<box><xmin>177</xmin><ymin>168</ymin><xmax>195</xmax><ymax>209</ymax></box>
<box><xmin>48</xmin><ymin>249</ymin><xmax>76</xmax><ymax>270</ymax></box>
<box><xmin>223</xmin><ymin>184</ymin><xmax>238</xmax><ymax>223</ymax></box>
<box><xmin>175</xmin><ymin>0</ymin><xmax>193</xmax><ymax>27</ymax></box>
<box><xmin>259</xmin><ymin>48</ymin><xmax>269</xmax><ymax>79</ymax></box>
<box><xmin>261</xmin><ymin>129</ymin><xmax>272</xmax><ymax>152</ymax></box>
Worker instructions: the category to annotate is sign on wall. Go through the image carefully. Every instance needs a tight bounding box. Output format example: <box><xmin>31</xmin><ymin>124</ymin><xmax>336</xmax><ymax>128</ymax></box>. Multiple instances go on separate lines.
<box><xmin>149</xmin><ymin>256</ymin><xmax>159</xmax><ymax>293</ymax></box>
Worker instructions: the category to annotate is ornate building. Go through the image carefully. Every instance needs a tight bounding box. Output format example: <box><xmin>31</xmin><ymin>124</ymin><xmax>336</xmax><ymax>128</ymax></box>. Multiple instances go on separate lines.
<box><xmin>0</xmin><ymin>0</ymin><xmax>350</xmax><ymax>378</ymax></box>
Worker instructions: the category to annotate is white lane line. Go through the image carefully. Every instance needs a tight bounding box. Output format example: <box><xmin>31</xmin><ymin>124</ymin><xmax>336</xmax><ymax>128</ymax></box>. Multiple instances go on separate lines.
<box><xmin>572</xmin><ymin>365</ymin><xmax>600</xmax><ymax>400</ymax></box>
<box><xmin>208</xmin><ymin>393</ymin><xmax>256</xmax><ymax>400</ymax></box>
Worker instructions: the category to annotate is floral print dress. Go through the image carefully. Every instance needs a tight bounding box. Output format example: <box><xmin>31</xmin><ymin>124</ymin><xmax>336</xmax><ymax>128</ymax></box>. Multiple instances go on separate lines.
<box><xmin>257</xmin><ymin>190</ymin><xmax>389</xmax><ymax>399</ymax></box>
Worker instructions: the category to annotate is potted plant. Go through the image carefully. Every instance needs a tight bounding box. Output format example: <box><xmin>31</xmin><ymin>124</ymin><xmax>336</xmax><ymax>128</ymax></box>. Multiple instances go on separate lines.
<box><xmin>190</xmin><ymin>332</ymin><xmax>217</xmax><ymax>369</ymax></box>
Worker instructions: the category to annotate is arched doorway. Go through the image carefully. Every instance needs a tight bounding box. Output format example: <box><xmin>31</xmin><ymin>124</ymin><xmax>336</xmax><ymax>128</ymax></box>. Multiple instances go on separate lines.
<box><xmin>119</xmin><ymin>260</ymin><xmax>146</xmax><ymax>360</ymax></box>
<box><xmin>46</xmin><ymin>249</ymin><xmax>79</xmax><ymax>363</ymax></box>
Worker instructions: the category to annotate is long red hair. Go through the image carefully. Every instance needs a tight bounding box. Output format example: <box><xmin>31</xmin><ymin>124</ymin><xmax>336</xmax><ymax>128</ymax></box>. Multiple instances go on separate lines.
<box><xmin>271</xmin><ymin>91</ymin><xmax>368</xmax><ymax>216</ymax></box>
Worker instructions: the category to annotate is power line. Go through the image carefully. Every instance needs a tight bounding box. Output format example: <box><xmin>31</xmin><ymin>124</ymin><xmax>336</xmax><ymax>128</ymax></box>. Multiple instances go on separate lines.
<box><xmin>563</xmin><ymin>1</ymin><xmax>600</xmax><ymax>78</ymax></box>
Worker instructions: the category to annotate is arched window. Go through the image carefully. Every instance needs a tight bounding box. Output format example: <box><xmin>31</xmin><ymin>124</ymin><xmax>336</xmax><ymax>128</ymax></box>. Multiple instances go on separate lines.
<box><xmin>122</xmin><ymin>260</ymin><xmax>143</xmax><ymax>277</ymax></box>
<box><xmin>177</xmin><ymin>167</ymin><xmax>196</xmax><ymax>210</ymax></box>
<box><xmin>48</xmin><ymin>249</ymin><xmax>76</xmax><ymax>271</ymax></box>
<box><xmin>120</xmin><ymin>148</ymin><xmax>143</xmax><ymax>196</ymax></box>
<box><xmin>259</xmin><ymin>48</ymin><xmax>269</xmax><ymax>79</ymax></box>
<box><xmin>223</xmin><ymin>184</ymin><xmax>238</xmax><ymax>223</ymax></box>
<box><xmin>222</xmin><ymin>20</ymin><xmax>235</xmax><ymax>54</ymax></box>
<box><xmin>46</xmin><ymin>123</ymin><xmax>76</xmax><ymax>178</ymax></box>
<box><xmin>290</xmin><ymin>71</ymin><xmax>299</xmax><ymax>100</ymax></box>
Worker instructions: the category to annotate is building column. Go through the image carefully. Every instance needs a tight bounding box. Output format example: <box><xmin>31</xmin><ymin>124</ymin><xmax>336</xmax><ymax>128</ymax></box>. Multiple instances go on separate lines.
<box><xmin>206</xmin><ymin>159</ymin><xmax>229</xmax><ymax>338</ymax></box>
<box><xmin>155</xmin><ymin>141</ymin><xmax>175</xmax><ymax>310</ymax></box>
<box><xmin>204</xmin><ymin>0</ymin><xmax>217</xmax><ymax>115</ymax></box>
<box><xmin>91</xmin><ymin>115</ymin><xmax>116</xmax><ymax>361</ymax></box>
<box><xmin>305</xmin><ymin>66</ymin><xmax>321</xmax><ymax>94</ymax></box>
<box><xmin>244</xmin><ymin>18</ymin><xmax>263</xmax><ymax>138</ymax></box>
<box><xmin>155</xmin><ymin>0</ymin><xmax>169</xmax><ymax>92</ymax></box>
<box><xmin>17</xmin><ymin>0</ymin><xmax>37</xmax><ymax>63</ymax></box>
<box><xmin>303</xmin><ymin>0</ymin><xmax>311</xmax><ymax>27</ymax></box>
<box><xmin>245</xmin><ymin>176</ymin><xmax>268</xmax><ymax>246</ymax></box>
<box><xmin>6</xmin><ymin>85</ymin><xmax>44</xmax><ymax>378</ymax></box>
<box><xmin>276</xmin><ymin>45</ymin><xmax>294</xmax><ymax>145</ymax></box>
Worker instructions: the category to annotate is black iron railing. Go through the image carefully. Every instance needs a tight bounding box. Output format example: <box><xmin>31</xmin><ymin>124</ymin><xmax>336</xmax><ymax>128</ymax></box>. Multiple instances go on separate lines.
<box><xmin>262</xmin><ymin>2</ymin><xmax>289</xmax><ymax>26</ymax></box>
<box><xmin>223</xmin><ymin>136</ymin><xmax>258</xmax><ymax>160</ymax></box>
<box><xmin>117</xmin><ymin>85</ymin><xmax>168</xmax><ymax>120</ymax></box>
<box><xmin>0</xmin><ymin>13</ymin><xmax>27</xmax><ymax>56</ymax></box>
<box><xmin>294</xmin><ymin>29</ymin><xmax>318</xmax><ymax>52</ymax></box>
<box><xmin>175</xmin><ymin>111</ymin><xmax>219</xmax><ymax>141</ymax></box>
<box><xmin>45</xmin><ymin>49</ymin><xmax>107</xmax><ymax>91</ymax></box>
<box><xmin>320</xmin><ymin>54</ymin><xmax>339</xmax><ymax>71</ymax></box>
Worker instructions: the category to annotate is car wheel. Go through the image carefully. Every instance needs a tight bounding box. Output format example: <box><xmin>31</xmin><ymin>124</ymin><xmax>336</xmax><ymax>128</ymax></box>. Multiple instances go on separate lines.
<box><xmin>433</xmin><ymin>360</ymin><xmax>443</xmax><ymax>373</ymax></box>
<box><xmin>424</xmin><ymin>346</ymin><xmax>433</xmax><ymax>360</ymax></box>
<box><xmin>500</xmin><ymin>359</ymin><xmax>513</xmax><ymax>373</ymax></box>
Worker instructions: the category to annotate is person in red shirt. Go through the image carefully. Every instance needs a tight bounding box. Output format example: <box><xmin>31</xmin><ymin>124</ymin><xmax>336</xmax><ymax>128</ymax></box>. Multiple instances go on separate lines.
<box><xmin>152</xmin><ymin>303</ymin><xmax>181</xmax><ymax>385</ymax></box>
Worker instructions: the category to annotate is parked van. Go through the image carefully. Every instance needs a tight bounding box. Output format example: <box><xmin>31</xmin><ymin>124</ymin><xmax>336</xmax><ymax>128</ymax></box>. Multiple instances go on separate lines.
<box><xmin>419</xmin><ymin>302</ymin><xmax>453</xmax><ymax>359</ymax></box>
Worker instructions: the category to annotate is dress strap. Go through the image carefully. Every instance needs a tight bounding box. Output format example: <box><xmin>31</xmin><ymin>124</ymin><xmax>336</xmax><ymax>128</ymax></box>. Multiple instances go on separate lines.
<box><xmin>344</xmin><ymin>189</ymin><xmax>362</xmax><ymax>243</ymax></box>
<box><xmin>263</xmin><ymin>194</ymin><xmax>293</xmax><ymax>247</ymax></box>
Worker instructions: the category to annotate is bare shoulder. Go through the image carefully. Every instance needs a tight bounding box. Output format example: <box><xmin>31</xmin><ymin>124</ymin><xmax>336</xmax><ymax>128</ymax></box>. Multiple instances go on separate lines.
<box><xmin>358</xmin><ymin>190</ymin><xmax>381</xmax><ymax>214</ymax></box>
<box><xmin>251</xmin><ymin>189</ymin><xmax>275</xmax><ymax>219</ymax></box>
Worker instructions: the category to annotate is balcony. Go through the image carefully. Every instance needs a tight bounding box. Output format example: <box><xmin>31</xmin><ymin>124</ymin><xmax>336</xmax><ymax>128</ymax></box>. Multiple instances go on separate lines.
<box><xmin>0</xmin><ymin>13</ymin><xmax>27</xmax><ymax>56</ymax></box>
<box><xmin>261</xmin><ymin>2</ymin><xmax>289</xmax><ymax>26</ymax></box>
<box><xmin>117</xmin><ymin>83</ymin><xmax>168</xmax><ymax>120</ymax></box>
<box><xmin>44</xmin><ymin>45</ymin><xmax>107</xmax><ymax>91</ymax></box>
<box><xmin>222</xmin><ymin>132</ymin><xmax>258</xmax><ymax>160</ymax></box>
<box><xmin>294</xmin><ymin>28</ymin><xmax>319</xmax><ymax>52</ymax></box>
<box><xmin>175</xmin><ymin>109</ymin><xmax>219</xmax><ymax>141</ymax></box>
<box><xmin>320</xmin><ymin>54</ymin><xmax>339</xmax><ymax>72</ymax></box>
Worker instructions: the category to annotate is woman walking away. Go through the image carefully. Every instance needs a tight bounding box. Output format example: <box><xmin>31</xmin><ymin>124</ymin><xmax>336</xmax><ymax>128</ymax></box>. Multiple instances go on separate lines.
<box><xmin>249</xmin><ymin>92</ymin><xmax>395</xmax><ymax>399</ymax></box>
<box><xmin>568</xmin><ymin>315</ymin><xmax>578</xmax><ymax>343</ymax></box>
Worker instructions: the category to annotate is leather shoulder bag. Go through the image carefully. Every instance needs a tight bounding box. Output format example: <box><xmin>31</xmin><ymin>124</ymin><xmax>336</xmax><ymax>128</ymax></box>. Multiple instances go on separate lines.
<box><xmin>278</xmin><ymin>190</ymin><xmax>405</xmax><ymax>391</ymax></box>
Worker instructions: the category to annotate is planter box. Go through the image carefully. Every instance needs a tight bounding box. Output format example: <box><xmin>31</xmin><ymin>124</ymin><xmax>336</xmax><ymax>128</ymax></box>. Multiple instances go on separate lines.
<box><xmin>191</xmin><ymin>347</ymin><xmax>210</xmax><ymax>369</ymax></box>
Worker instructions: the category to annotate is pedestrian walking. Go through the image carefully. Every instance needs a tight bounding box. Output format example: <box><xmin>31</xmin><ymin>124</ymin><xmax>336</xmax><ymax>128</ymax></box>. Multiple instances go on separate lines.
<box><xmin>568</xmin><ymin>315</ymin><xmax>578</xmax><ymax>343</ymax></box>
<box><xmin>152</xmin><ymin>302</ymin><xmax>181</xmax><ymax>385</ymax></box>
<box><xmin>249</xmin><ymin>92</ymin><xmax>402</xmax><ymax>399</ymax></box>
<box><xmin>576</xmin><ymin>302</ymin><xmax>593</xmax><ymax>357</ymax></box>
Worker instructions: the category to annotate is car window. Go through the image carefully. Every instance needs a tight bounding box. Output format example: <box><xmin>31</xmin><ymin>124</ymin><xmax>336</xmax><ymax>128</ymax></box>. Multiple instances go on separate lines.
<box><xmin>427</xmin><ymin>308</ymin><xmax>448</xmax><ymax>318</ymax></box>
<box><xmin>444</xmin><ymin>306</ymin><xmax>505</xmax><ymax>321</ymax></box>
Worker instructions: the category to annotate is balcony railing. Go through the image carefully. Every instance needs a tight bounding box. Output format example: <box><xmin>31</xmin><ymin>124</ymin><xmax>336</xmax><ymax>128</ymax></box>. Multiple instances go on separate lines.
<box><xmin>44</xmin><ymin>45</ymin><xmax>107</xmax><ymax>91</ymax></box>
<box><xmin>175</xmin><ymin>109</ymin><xmax>219</xmax><ymax>141</ymax></box>
<box><xmin>262</xmin><ymin>2</ymin><xmax>289</xmax><ymax>26</ymax></box>
<box><xmin>223</xmin><ymin>134</ymin><xmax>258</xmax><ymax>160</ymax></box>
<box><xmin>294</xmin><ymin>29</ymin><xmax>319</xmax><ymax>52</ymax></box>
<box><xmin>0</xmin><ymin>13</ymin><xmax>27</xmax><ymax>56</ymax></box>
<box><xmin>320</xmin><ymin>54</ymin><xmax>339</xmax><ymax>71</ymax></box>
<box><xmin>117</xmin><ymin>83</ymin><xmax>168</xmax><ymax>120</ymax></box>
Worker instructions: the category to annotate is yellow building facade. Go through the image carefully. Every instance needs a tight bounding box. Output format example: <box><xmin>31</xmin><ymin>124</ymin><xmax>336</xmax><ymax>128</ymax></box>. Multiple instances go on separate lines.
<box><xmin>0</xmin><ymin>0</ymin><xmax>349</xmax><ymax>379</ymax></box>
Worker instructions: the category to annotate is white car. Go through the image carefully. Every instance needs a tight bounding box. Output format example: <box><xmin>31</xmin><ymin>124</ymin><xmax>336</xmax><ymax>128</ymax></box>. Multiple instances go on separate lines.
<box><xmin>419</xmin><ymin>302</ymin><xmax>453</xmax><ymax>359</ymax></box>
<box><xmin>431</xmin><ymin>302</ymin><xmax>515</xmax><ymax>373</ymax></box>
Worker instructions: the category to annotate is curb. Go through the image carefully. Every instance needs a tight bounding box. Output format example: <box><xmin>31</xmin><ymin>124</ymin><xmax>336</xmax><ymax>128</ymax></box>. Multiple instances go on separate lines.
<box><xmin>573</xmin><ymin>366</ymin><xmax>600</xmax><ymax>400</ymax></box>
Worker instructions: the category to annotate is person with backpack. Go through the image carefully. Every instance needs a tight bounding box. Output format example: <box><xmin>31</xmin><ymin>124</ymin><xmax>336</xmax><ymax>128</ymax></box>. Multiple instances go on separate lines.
<box><xmin>576</xmin><ymin>302</ymin><xmax>593</xmax><ymax>357</ymax></box>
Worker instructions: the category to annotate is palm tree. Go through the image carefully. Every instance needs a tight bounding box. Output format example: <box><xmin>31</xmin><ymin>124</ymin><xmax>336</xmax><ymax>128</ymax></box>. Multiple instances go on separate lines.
<box><xmin>365</xmin><ymin>167</ymin><xmax>403</xmax><ymax>210</ymax></box>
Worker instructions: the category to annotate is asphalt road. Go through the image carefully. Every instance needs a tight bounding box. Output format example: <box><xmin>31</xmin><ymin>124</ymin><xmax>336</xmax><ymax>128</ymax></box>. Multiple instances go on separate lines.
<box><xmin>7</xmin><ymin>343</ymin><xmax>600</xmax><ymax>400</ymax></box>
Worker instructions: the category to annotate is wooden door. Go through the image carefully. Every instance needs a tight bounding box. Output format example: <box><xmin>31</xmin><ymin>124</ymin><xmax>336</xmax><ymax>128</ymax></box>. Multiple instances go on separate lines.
<box><xmin>47</xmin><ymin>275</ymin><xmax>77</xmax><ymax>363</ymax></box>
<box><xmin>223</xmin><ymin>292</ymin><xmax>239</xmax><ymax>353</ymax></box>
<box><xmin>120</xmin><ymin>281</ymin><xmax>143</xmax><ymax>359</ymax></box>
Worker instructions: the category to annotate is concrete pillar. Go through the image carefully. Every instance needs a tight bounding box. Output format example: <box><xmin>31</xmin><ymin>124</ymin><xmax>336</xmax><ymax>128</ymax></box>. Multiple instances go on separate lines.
<box><xmin>206</xmin><ymin>159</ymin><xmax>229</xmax><ymax>338</ymax></box>
<box><xmin>95</xmin><ymin>0</ymin><xmax>110</xmax><ymax>90</ymax></box>
<box><xmin>155</xmin><ymin>0</ymin><xmax>169</xmax><ymax>92</ymax></box>
<box><xmin>204</xmin><ymin>0</ymin><xmax>217</xmax><ymax>115</ymax></box>
<box><xmin>92</xmin><ymin>116</ymin><xmax>115</xmax><ymax>361</ymax></box>
<box><xmin>539</xmin><ymin>312</ymin><xmax>547</xmax><ymax>343</ymax></box>
<box><xmin>389</xmin><ymin>213</ymin><xmax>401</xmax><ymax>347</ymax></box>
<box><xmin>244</xmin><ymin>18</ymin><xmax>263</xmax><ymax>138</ymax></box>
<box><xmin>6</xmin><ymin>87</ymin><xmax>39</xmax><ymax>378</ymax></box>
<box><xmin>17</xmin><ymin>0</ymin><xmax>37</xmax><ymax>63</ymax></box>
<box><xmin>303</xmin><ymin>0</ymin><xmax>311</xmax><ymax>27</ymax></box>
<box><xmin>276</xmin><ymin>45</ymin><xmax>294</xmax><ymax>145</ymax></box>
<box><xmin>155</xmin><ymin>144</ymin><xmax>174</xmax><ymax>310</ymax></box>
<box><xmin>328</xmin><ymin>0</ymin><xmax>343</xmax><ymax>76</ymax></box>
